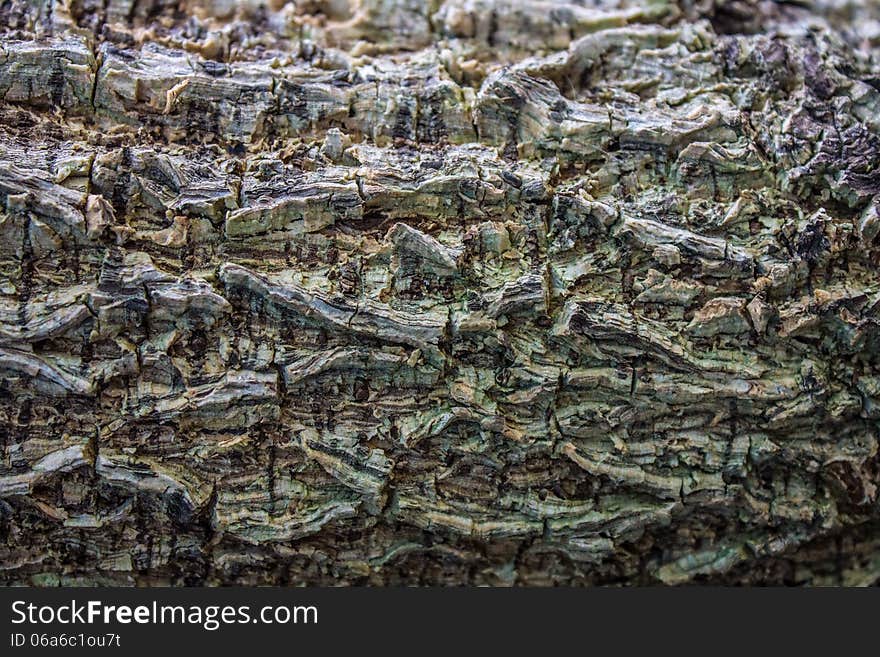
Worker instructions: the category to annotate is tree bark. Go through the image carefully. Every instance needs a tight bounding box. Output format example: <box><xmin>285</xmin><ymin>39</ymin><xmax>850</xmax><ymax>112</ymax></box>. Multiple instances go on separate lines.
<box><xmin>1</xmin><ymin>0</ymin><xmax>879</xmax><ymax>585</ymax></box>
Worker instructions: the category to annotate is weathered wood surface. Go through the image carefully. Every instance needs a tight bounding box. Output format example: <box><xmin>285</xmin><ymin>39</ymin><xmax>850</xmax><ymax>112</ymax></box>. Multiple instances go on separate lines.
<box><xmin>1</xmin><ymin>0</ymin><xmax>879</xmax><ymax>585</ymax></box>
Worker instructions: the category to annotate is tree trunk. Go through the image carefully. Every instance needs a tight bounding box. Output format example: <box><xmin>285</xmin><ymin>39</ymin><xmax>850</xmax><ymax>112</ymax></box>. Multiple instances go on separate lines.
<box><xmin>1</xmin><ymin>0</ymin><xmax>879</xmax><ymax>586</ymax></box>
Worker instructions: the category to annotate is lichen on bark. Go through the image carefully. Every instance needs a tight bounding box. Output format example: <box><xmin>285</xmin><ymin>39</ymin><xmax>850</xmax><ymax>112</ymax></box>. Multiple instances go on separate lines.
<box><xmin>1</xmin><ymin>0</ymin><xmax>880</xmax><ymax>585</ymax></box>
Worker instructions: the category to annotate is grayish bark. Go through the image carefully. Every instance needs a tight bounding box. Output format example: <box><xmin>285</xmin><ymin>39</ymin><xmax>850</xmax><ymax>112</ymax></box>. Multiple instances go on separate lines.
<box><xmin>1</xmin><ymin>0</ymin><xmax>880</xmax><ymax>585</ymax></box>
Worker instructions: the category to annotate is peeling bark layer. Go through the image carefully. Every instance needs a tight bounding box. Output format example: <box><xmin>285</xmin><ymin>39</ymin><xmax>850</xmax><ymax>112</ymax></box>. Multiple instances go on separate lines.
<box><xmin>1</xmin><ymin>1</ymin><xmax>880</xmax><ymax>586</ymax></box>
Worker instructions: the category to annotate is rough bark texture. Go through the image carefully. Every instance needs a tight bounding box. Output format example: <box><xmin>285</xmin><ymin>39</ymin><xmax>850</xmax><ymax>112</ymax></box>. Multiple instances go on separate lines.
<box><xmin>1</xmin><ymin>0</ymin><xmax>880</xmax><ymax>586</ymax></box>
